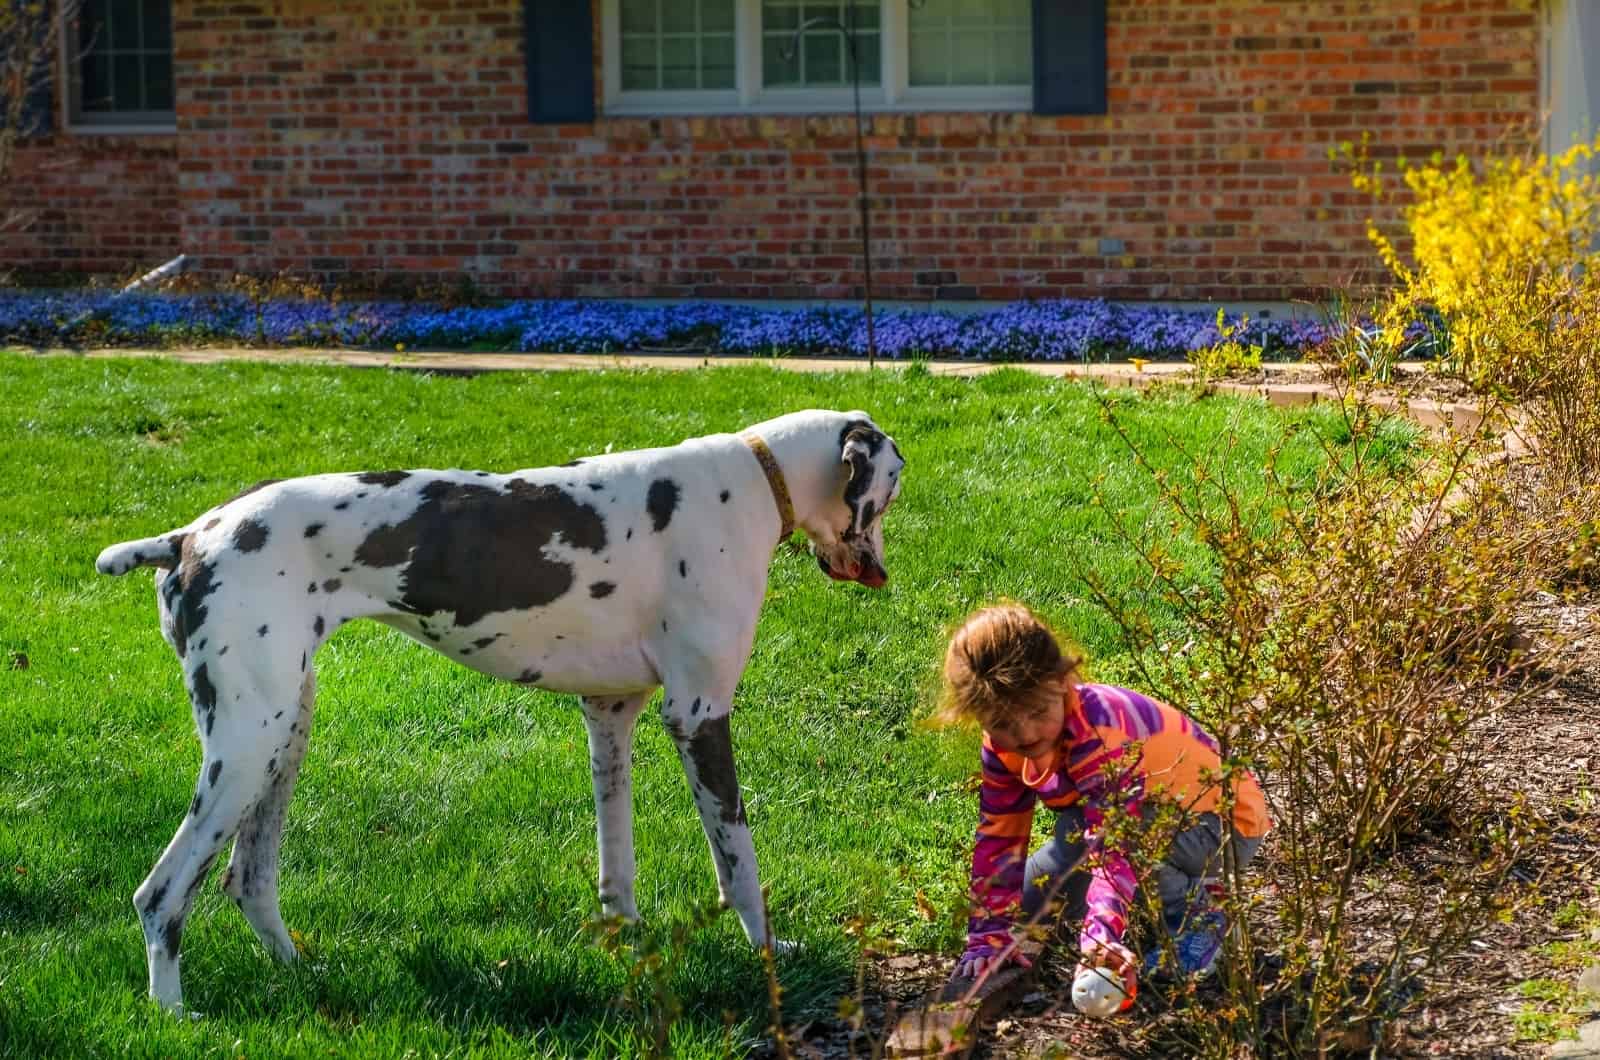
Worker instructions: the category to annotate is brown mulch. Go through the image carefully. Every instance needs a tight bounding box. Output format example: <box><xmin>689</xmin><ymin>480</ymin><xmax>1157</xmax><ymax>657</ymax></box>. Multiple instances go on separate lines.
<box><xmin>768</xmin><ymin>592</ymin><xmax>1600</xmax><ymax>1060</ymax></box>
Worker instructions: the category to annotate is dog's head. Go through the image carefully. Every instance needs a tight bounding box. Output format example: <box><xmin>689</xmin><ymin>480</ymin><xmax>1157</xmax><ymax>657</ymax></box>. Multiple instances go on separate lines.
<box><xmin>809</xmin><ymin>413</ymin><xmax>904</xmax><ymax>589</ymax></box>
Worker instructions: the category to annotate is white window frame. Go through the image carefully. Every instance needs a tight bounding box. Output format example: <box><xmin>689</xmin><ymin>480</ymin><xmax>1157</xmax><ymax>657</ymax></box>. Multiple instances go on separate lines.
<box><xmin>600</xmin><ymin>0</ymin><xmax>1032</xmax><ymax>116</ymax></box>
<box><xmin>58</xmin><ymin>0</ymin><xmax>177</xmax><ymax>135</ymax></box>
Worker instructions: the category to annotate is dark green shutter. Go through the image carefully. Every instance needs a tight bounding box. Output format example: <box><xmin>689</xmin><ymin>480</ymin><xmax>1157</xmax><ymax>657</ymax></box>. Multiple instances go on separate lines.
<box><xmin>1032</xmin><ymin>0</ymin><xmax>1107</xmax><ymax>115</ymax></box>
<box><xmin>525</xmin><ymin>0</ymin><xmax>595</xmax><ymax>124</ymax></box>
<box><xmin>3</xmin><ymin>0</ymin><xmax>55</xmax><ymax>137</ymax></box>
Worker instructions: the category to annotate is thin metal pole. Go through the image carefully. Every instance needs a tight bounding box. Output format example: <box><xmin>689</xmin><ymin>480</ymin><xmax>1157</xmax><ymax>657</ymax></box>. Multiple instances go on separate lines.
<box><xmin>784</xmin><ymin>8</ymin><xmax>877</xmax><ymax>369</ymax></box>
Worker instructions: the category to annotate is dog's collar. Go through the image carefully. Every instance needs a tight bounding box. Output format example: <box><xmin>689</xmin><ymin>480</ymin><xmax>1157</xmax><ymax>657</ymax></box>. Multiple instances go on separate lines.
<box><xmin>739</xmin><ymin>431</ymin><xmax>796</xmax><ymax>542</ymax></box>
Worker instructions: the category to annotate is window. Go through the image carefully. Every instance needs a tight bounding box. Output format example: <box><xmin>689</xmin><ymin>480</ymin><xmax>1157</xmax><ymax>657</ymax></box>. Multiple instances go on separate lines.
<box><xmin>600</xmin><ymin>0</ymin><xmax>1033</xmax><ymax>115</ymax></box>
<box><xmin>68</xmin><ymin>0</ymin><xmax>174</xmax><ymax>129</ymax></box>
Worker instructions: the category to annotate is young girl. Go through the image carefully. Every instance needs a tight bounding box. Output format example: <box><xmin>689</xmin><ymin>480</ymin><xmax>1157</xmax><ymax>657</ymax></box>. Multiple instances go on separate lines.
<box><xmin>936</xmin><ymin>603</ymin><xmax>1271</xmax><ymax>1007</ymax></box>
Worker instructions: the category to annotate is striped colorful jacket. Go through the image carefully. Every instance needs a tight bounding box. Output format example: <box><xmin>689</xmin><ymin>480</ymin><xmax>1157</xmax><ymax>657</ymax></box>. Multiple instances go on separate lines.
<box><xmin>965</xmin><ymin>683</ymin><xmax>1270</xmax><ymax>961</ymax></box>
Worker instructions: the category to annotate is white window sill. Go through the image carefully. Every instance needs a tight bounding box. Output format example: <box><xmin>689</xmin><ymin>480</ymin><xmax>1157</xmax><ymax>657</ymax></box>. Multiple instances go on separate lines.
<box><xmin>603</xmin><ymin>90</ymin><xmax>1032</xmax><ymax>117</ymax></box>
<box><xmin>66</xmin><ymin>122</ymin><xmax>178</xmax><ymax>136</ymax></box>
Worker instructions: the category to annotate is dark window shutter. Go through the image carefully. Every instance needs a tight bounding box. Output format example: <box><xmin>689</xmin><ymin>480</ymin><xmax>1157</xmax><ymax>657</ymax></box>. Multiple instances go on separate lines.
<box><xmin>1032</xmin><ymin>0</ymin><xmax>1106</xmax><ymax>115</ymax></box>
<box><xmin>525</xmin><ymin>0</ymin><xmax>594</xmax><ymax>124</ymax></box>
<box><xmin>3</xmin><ymin>1</ymin><xmax>55</xmax><ymax>137</ymax></box>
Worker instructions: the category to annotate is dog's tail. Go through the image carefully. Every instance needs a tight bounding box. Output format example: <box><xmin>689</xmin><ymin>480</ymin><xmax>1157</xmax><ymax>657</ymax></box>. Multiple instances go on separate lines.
<box><xmin>96</xmin><ymin>532</ymin><xmax>187</xmax><ymax>576</ymax></box>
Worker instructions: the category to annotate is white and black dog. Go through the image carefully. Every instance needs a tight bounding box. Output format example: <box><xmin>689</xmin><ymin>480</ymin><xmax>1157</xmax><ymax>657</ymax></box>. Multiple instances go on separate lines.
<box><xmin>96</xmin><ymin>408</ymin><xmax>904</xmax><ymax>1015</ymax></box>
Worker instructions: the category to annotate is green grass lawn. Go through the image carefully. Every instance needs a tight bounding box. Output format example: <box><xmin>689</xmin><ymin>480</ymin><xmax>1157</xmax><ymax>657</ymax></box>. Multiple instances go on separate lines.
<box><xmin>0</xmin><ymin>354</ymin><xmax>1340</xmax><ymax>1058</ymax></box>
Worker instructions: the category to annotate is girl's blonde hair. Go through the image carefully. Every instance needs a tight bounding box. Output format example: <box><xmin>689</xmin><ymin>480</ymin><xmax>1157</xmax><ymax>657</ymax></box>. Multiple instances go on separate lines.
<box><xmin>932</xmin><ymin>603</ymin><xmax>1084</xmax><ymax>728</ymax></box>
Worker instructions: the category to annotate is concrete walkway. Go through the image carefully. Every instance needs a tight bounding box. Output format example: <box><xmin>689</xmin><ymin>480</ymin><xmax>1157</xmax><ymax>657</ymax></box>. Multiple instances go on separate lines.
<box><xmin>22</xmin><ymin>345</ymin><xmax>1492</xmax><ymax>434</ymax></box>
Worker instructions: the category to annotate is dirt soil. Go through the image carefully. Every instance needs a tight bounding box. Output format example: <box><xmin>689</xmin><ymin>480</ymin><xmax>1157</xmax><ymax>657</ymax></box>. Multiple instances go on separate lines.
<box><xmin>770</xmin><ymin>591</ymin><xmax>1600</xmax><ymax>1060</ymax></box>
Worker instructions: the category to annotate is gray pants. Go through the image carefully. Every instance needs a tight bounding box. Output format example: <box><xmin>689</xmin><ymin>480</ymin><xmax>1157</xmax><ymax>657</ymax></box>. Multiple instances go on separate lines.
<box><xmin>1021</xmin><ymin>806</ymin><xmax>1264</xmax><ymax>933</ymax></box>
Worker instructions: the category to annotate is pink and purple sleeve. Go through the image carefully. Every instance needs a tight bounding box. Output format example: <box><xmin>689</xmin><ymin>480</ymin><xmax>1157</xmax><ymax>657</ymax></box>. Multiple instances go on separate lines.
<box><xmin>963</xmin><ymin>742</ymin><xmax>1037</xmax><ymax>960</ymax></box>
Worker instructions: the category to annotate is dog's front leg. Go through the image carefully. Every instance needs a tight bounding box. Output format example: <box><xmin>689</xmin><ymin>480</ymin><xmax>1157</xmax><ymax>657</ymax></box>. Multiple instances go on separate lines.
<box><xmin>581</xmin><ymin>693</ymin><xmax>650</xmax><ymax>922</ymax></box>
<box><xmin>661</xmin><ymin>695</ymin><xmax>775</xmax><ymax>950</ymax></box>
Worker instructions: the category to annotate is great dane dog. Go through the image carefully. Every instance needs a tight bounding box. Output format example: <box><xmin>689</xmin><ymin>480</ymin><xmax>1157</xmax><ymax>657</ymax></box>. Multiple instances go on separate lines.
<box><xmin>96</xmin><ymin>408</ymin><xmax>904</xmax><ymax>1015</ymax></box>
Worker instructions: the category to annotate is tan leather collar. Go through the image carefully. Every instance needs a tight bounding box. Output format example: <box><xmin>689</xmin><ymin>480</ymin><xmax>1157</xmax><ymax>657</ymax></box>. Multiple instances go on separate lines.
<box><xmin>739</xmin><ymin>430</ymin><xmax>796</xmax><ymax>542</ymax></box>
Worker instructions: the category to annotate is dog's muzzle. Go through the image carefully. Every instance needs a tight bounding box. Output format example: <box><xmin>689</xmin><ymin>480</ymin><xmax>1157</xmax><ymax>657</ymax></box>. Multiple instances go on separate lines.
<box><xmin>817</xmin><ymin>552</ymin><xmax>889</xmax><ymax>589</ymax></box>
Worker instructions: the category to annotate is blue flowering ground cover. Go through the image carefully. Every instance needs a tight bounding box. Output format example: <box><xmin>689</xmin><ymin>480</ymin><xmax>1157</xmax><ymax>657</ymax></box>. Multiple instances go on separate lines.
<box><xmin>0</xmin><ymin>290</ymin><xmax>1334</xmax><ymax>361</ymax></box>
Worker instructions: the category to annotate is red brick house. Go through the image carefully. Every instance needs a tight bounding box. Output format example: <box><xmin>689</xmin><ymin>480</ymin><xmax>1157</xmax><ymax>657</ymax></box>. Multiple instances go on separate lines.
<box><xmin>0</xmin><ymin>1</ymin><xmax>1583</xmax><ymax>306</ymax></box>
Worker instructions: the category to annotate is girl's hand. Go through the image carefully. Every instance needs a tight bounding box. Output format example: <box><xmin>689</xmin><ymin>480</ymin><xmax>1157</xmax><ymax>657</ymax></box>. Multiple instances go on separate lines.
<box><xmin>954</xmin><ymin>945</ymin><xmax>1032</xmax><ymax>984</ymax></box>
<box><xmin>1075</xmin><ymin>939</ymin><xmax>1137</xmax><ymax>1005</ymax></box>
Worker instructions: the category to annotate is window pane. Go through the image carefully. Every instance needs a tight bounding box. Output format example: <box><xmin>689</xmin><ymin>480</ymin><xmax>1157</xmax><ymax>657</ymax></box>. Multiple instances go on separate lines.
<box><xmin>908</xmin><ymin>30</ymin><xmax>949</xmax><ymax>86</ymax></box>
<box><xmin>906</xmin><ymin>0</ymin><xmax>1031</xmax><ymax>87</ymax></box>
<box><xmin>620</xmin><ymin>36</ymin><xmax>658</xmax><ymax>90</ymax></box>
<box><xmin>144</xmin><ymin>0</ymin><xmax>172</xmax><ymax>51</ymax></box>
<box><xmin>702</xmin><ymin>34</ymin><xmax>737</xmax><ymax>88</ymax></box>
<box><xmin>80</xmin><ymin>52</ymin><xmax>112</xmax><ymax>111</ymax></box>
<box><xmin>620</xmin><ymin>0</ymin><xmax>657</xmax><ymax>35</ymax></box>
<box><xmin>762</xmin><ymin>35</ymin><xmax>800</xmax><ymax>85</ymax></box>
<box><xmin>146</xmin><ymin>54</ymin><xmax>174</xmax><ymax>110</ymax></box>
<box><xmin>854</xmin><ymin>30</ymin><xmax>881</xmax><ymax>82</ymax></box>
<box><xmin>661</xmin><ymin>3</ymin><xmax>696</xmax><ymax>33</ymax></box>
<box><xmin>113</xmin><ymin>54</ymin><xmax>144</xmax><ymax>110</ymax></box>
<box><xmin>702</xmin><ymin>0</ymin><xmax>736</xmax><ymax>33</ymax></box>
<box><xmin>660</xmin><ymin>36</ymin><xmax>698</xmax><ymax>89</ymax></box>
<box><xmin>803</xmin><ymin>32</ymin><xmax>841</xmax><ymax>83</ymax></box>
<box><xmin>109</xmin><ymin>0</ymin><xmax>141</xmax><ymax>49</ymax></box>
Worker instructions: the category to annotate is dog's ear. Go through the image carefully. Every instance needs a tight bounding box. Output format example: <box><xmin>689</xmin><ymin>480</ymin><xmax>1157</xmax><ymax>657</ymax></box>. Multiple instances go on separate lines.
<box><xmin>840</xmin><ymin>425</ymin><xmax>886</xmax><ymax>534</ymax></box>
<box><xmin>841</xmin><ymin>426</ymin><xmax>878</xmax><ymax>486</ymax></box>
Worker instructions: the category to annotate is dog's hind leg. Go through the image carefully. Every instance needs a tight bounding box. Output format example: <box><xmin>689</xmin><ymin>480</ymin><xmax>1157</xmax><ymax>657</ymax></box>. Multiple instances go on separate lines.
<box><xmin>581</xmin><ymin>692</ymin><xmax>650</xmax><ymax>923</ymax></box>
<box><xmin>133</xmin><ymin>655</ymin><xmax>305</xmax><ymax>1015</ymax></box>
<box><xmin>221</xmin><ymin>670</ymin><xmax>316</xmax><ymax>963</ymax></box>
<box><xmin>660</xmin><ymin>691</ymin><xmax>773</xmax><ymax>950</ymax></box>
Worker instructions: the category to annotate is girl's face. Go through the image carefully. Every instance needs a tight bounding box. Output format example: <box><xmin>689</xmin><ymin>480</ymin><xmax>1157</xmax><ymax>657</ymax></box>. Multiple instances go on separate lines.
<box><xmin>985</xmin><ymin>680</ymin><xmax>1072</xmax><ymax>759</ymax></box>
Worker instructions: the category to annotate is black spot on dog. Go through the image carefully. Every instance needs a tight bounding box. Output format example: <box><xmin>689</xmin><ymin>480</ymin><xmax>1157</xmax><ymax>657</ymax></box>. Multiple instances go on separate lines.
<box><xmin>218</xmin><ymin>645</ymin><xmax>229</xmax><ymax>656</ymax></box>
<box><xmin>589</xmin><ymin>482</ymin><xmax>604</xmax><ymax>491</ymax></box>
<box><xmin>305</xmin><ymin>522</ymin><xmax>324</xmax><ymax>538</ymax></box>
<box><xmin>356</xmin><ymin>492</ymin><xmax>368</xmax><ymax>500</ymax></box>
<box><xmin>647</xmin><ymin>478</ymin><xmax>680</xmax><ymax>532</ymax></box>
<box><xmin>611</xmin><ymin>700</ymin><xmax>626</xmax><ymax>713</ymax></box>
<box><xmin>313</xmin><ymin>616</ymin><xmax>325</xmax><ymax>637</ymax></box>
<box><xmin>322</xmin><ymin>578</ymin><xmax>341</xmax><ymax>593</ymax></box>
<box><xmin>720</xmin><ymin>489</ymin><xmax>730</xmax><ymax>503</ymax></box>
<box><xmin>307</xmin><ymin>582</ymin><xmax>318</xmax><ymax>594</ymax></box>
<box><xmin>687</xmin><ymin>716</ymin><xmax>745</xmax><ymax>825</ymax></box>
<box><xmin>679</xmin><ymin>560</ymin><xmax>688</xmax><ymax>578</ymax></box>
<box><xmin>841</xmin><ymin>425</ymin><xmax>884</xmax><ymax>537</ymax></box>
<box><xmin>258</xmin><ymin>625</ymin><xmax>268</xmax><ymax>637</ymax></box>
<box><xmin>333</xmin><ymin>501</ymin><xmax>349</xmax><ymax>511</ymax></box>
<box><xmin>268</xmin><ymin>757</ymin><xmax>277</xmax><ymax>774</ymax></box>
<box><xmin>358</xmin><ymin>470</ymin><xmax>411</xmax><ymax>488</ymax></box>
<box><xmin>626</xmin><ymin>527</ymin><xmax>632</xmax><ymax>540</ymax></box>
<box><xmin>691</xmin><ymin>697</ymin><xmax>700</xmax><ymax>716</ymax></box>
<box><xmin>300</xmin><ymin>651</ymin><xmax>306</xmax><ymax>671</ymax></box>
<box><xmin>228</xmin><ymin>478</ymin><xmax>282</xmax><ymax>505</ymax></box>
<box><xmin>517</xmin><ymin>669</ymin><xmax>543</xmax><ymax>684</ymax></box>
<box><xmin>589</xmin><ymin>581</ymin><xmax>616</xmax><ymax>599</ymax></box>
<box><xmin>662</xmin><ymin>620</ymin><xmax>668</xmax><ymax>632</ymax></box>
<box><xmin>203</xmin><ymin>518</ymin><xmax>221</xmax><ymax>531</ymax></box>
<box><xmin>192</xmin><ymin>663</ymin><xmax>218</xmax><ymax>713</ymax></box>
<box><xmin>473</xmin><ymin>636</ymin><xmax>495</xmax><ymax>649</ymax></box>
<box><xmin>213</xmin><ymin>830</ymin><xmax>222</xmax><ymax>841</ymax></box>
<box><xmin>424</xmin><ymin>631</ymin><xmax>441</xmax><ymax>643</ymax></box>
<box><xmin>190</xmin><ymin>792</ymin><xmax>203</xmax><ymax>817</ymax></box>
<box><xmin>561</xmin><ymin>458</ymin><xmax>585</xmax><ymax>467</ymax></box>
<box><xmin>170</xmin><ymin>538</ymin><xmax>222</xmax><ymax>655</ymax></box>
<box><xmin>352</xmin><ymin>478</ymin><xmax>607</xmax><ymax>626</ymax></box>
<box><xmin>143</xmin><ymin>881</ymin><xmax>169</xmax><ymax>915</ymax></box>
<box><xmin>208</xmin><ymin>761</ymin><xmax>223</xmax><ymax>787</ymax></box>
<box><xmin>163</xmin><ymin>917</ymin><xmax>182</xmax><ymax>959</ymax></box>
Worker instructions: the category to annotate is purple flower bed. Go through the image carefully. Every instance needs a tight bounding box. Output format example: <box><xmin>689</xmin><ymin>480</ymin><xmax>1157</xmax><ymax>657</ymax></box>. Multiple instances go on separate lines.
<box><xmin>0</xmin><ymin>291</ymin><xmax>1335</xmax><ymax>361</ymax></box>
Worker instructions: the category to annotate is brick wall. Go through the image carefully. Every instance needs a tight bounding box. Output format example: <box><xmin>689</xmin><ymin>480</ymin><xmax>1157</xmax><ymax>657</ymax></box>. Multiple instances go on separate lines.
<box><xmin>1</xmin><ymin>133</ymin><xmax>180</xmax><ymax>281</ymax></box>
<box><xmin>4</xmin><ymin>1</ymin><xmax>1542</xmax><ymax>303</ymax></box>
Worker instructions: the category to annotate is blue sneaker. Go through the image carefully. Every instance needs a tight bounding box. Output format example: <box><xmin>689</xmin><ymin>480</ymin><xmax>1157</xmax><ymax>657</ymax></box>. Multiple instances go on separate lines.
<box><xmin>1171</xmin><ymin>905</ymin><xmax>1227</xmax><ymax>977</ymax></box>
<box><xmin>1143</xmin><ymin>884</ymin><xmax>1228</xmax><ymax>979</ymax></box>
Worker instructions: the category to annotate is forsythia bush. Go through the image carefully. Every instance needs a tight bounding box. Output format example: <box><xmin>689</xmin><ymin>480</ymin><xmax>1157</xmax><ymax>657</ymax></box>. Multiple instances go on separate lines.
<box><xmin>1349</xmin><ymin>133</ymin><xmax>1600</xmax><ymax>397</ymax></box>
